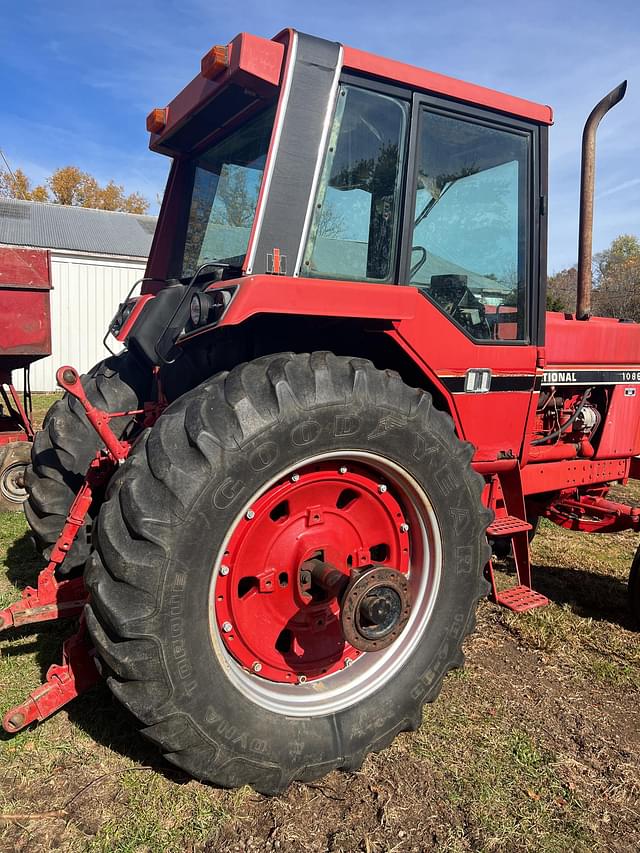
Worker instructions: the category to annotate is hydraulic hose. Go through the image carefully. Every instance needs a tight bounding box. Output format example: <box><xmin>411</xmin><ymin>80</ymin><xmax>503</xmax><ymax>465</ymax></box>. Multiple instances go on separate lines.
<box><xmin>531</xmin><ymin>388</ymin><xmax>592</xmax><ymax>446</ymax></box>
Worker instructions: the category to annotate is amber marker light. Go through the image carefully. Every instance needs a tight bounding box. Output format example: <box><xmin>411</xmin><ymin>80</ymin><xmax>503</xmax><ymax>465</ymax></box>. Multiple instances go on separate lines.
<box><xmin>146</xmin><ymin>108</ymin><xmax>167</xmax><ymax>134</ymax></box>
<box><xmin>201</xmin><ymin>44</ymin><xmax>229</xmax><ymax>79</ymax></box>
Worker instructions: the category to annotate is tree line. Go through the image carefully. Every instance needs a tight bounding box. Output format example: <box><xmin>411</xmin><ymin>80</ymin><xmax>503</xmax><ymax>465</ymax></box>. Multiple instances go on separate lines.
<box><xmin>548</xmin><ymin>234</ymin><xmax>640</xmax><ymax>320</ymax></box>
<box><xmin>0</xmin><ymin>165</ymin><xmax>149</xmax><ymax>214</ymax></box>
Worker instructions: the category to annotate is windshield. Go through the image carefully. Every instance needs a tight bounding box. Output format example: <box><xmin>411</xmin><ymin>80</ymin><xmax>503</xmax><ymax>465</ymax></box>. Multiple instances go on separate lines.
<box><xmin>178</xmin><ymin>104</ymin><xmax>276</xmax><ymax>277</ymax></box>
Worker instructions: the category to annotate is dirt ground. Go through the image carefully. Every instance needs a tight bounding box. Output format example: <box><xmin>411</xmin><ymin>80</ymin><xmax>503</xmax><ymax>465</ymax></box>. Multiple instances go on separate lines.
<box><xmin>1</xmin><ymin>472</ymin><xmax>639</xmax><ymax>851</ymax></box>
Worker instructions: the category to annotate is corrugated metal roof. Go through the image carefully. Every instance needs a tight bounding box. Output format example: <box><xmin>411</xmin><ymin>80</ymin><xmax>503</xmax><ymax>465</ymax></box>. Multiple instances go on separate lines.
<box><xmin>0</xmin><ymin>198</ymin><xmax>157</xmax><ymax>258</ymax></box>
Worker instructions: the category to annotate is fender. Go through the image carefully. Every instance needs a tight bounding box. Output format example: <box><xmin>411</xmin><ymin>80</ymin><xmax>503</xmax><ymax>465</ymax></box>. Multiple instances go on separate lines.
<box><xmin>192</xmin><ymin>276</ymin><xmax>464</xmax><ymax>430</ymax></box>
<box><xmin>194</xmin><ymin>276</ymin><xmax>538</xmax><ymax>454</ymax></box>
<box><xmin>211</xmin><ymin>275</ymin><xmax>416</xmax><ymax>326</ymax></box>
<box><xmin>124</xmin><ymin>274</ymin><xmax>540</xmax><ymax>451</ymax></box>
<box><xmin>123</xmin><ymin>275</ymin><xmax>464</xmax><ymax>433</ymax></box>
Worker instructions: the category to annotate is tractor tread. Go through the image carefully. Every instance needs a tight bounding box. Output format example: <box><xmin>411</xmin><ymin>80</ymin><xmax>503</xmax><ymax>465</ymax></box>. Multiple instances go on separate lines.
<box><xmin>87</xmin><ymin>352</ymin><xmax>491</xmax><ymax>794</ymax></box>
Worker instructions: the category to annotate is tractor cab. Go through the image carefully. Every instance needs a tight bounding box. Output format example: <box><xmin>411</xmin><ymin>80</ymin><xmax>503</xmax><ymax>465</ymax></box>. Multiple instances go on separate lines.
<box><xmin>142</xmin><ymin>30</ymin><xmax>549</xmax><ymax>351</ymax></box>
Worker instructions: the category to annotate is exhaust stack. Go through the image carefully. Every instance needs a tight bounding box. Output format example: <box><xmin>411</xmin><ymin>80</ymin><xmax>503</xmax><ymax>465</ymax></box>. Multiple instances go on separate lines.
<box><xmin>576</xmin><ymin>80</ymin><xmax>627</xmax><ymax>319</ymax></box>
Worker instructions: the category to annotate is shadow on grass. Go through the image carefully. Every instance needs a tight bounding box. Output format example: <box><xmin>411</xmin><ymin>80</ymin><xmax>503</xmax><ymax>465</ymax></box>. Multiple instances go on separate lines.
<box><xmin>491</xmin><ymin>547</ymin><xmax>636</xmax><ymax>629</ymax></box>
<box><xmin>530</xmin><ymin>561</ymin><xmax>635</xmax><ymax>630</ymax></box>
<box><xmin>67</xmin><ymin>686</ymin><xmax>191</xmax><ymax>784</ymax></box>
<box><xmin>3</xmin><ymin>632</ymin><xmax>189</xmax><ymax>782</ymax></box>
<box><xmin>2</xmin><ymin>534</ymin><xmax>191</xmax><ymax>782</ymax></box>
<box><xmin>5</xmin><ymin>530</ymin><xmax>45</xmax><ymax>590</ymax></box>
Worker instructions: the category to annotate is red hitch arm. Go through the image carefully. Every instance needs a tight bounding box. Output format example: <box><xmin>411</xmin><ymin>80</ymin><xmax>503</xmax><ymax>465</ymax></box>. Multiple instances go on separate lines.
<box><xmin>56</xmin><ymin>366</ymin><xmax>130</xmax><ymax>462</ymax></box>
<box><xmin>2</xmin><ymin>615</ymin><xmax>99</xmax><ymax>733</ymax></box>
<box><xmin>1</xmin><ymin>363</ymin><xmax>144</xmax><ymax>734</ymax></box>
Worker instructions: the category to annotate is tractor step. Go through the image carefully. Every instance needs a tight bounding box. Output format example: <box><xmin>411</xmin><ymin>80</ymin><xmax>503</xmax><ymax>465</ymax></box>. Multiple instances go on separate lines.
<box><xmin>487</xmin><ymin>515</ymin><xmax>532</xmax><ymax>537</ymax></box>
<box><xmin>493</xmin><ymin>584</ymin><xmax>550</xmax><ymax>612</ymax></box>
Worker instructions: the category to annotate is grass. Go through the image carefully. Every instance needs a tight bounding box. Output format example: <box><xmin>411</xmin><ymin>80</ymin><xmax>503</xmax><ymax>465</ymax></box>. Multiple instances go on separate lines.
<box><xmin>30</xmin><ymin>393</ymin><xmax>62</xmax><ymax>430</ymax></box>
<box><xmin>1</xmin><ymin>477</ymin><xmax>639</xmax><ymax>850</ymax></box>
<box><xmin>492</xmin><ymin>511</ymin><xmax>640</xmax><ymax>690</ymax></box>
<box><xmin>412</xmin><ymin>703</ymin><xmax>590</xmax><ymax>852</ymax></box>
<box><xmin>0</xmin><ymin>513</ymin><xmax>250</xmax><ymax>852</ymax></box>
<box><xmin>86</xmin><ymin>776</ymin><xmax>249</xmax><ymax>852</ymax></box>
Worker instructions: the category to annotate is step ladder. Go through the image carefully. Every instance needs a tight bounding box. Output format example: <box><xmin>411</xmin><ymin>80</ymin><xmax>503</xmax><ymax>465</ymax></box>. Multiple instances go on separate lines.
<box><xmin>485</xmin><ymin>469</ymin><xmax>549</xmax><ymax>613</ymax></box>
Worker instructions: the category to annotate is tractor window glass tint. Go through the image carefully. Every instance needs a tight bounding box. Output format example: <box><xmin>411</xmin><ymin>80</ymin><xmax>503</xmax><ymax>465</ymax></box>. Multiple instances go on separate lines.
<box><xmin>410</xmin><ymin>110</ymin><xmax>530</xmax><ymax>341</ymax></box>
<box><xmin>302</xmin><ymin>86</ymin><xmax>408</xmax><ymax>282</ymax></box>
<box><xmin>180</xmin><ymin>105</ymin><xmax>276</xmax><ymax>277</ymax></box>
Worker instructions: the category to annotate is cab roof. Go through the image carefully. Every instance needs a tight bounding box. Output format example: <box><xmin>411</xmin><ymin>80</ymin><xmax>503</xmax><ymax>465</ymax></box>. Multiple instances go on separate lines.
<box><xmin>148</xmin><ymin>29</ymin><xmax>553</xmax><ymax>152</ymax></box>
<box><xmin>342</xmin><ymin>43</ymin><xmax>553</xmax><ymax>125</ymax></box>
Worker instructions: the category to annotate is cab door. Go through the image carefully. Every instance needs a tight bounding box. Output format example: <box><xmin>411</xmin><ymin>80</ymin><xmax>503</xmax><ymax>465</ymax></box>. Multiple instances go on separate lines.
<box><xmin>395</xmin><ymin>95</ymin><xmax>543</xmax><ymax>461</ymax></box>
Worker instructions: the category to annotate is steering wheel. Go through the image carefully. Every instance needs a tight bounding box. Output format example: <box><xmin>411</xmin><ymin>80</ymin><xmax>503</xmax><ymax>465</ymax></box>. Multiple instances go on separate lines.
<box><xmin>410</xmin><ymin>246</ymin><xmax>427</xmax><ymax>279</ymax></box>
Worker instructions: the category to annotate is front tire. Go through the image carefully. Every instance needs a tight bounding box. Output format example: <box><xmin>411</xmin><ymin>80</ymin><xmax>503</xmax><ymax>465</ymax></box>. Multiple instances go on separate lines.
<box><xmin>86</xmin><ymin>352</ymin><xmax>491</xmax><ymax>793</ymax></box>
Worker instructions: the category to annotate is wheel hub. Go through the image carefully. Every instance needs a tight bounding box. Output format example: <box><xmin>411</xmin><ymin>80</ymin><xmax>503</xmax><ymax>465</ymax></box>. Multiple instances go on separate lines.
<box><xmin>340</xmin><ymin>566</ymin><xmax>411</xmax><ymax>651</ymax></box>
<box><xmin>0</xmin><ymin>461</ymin><xmax>28</xmax><ymax>504</ymax></box>
<box><xmin>214</xmin><ymin>462</ymin><xmax>411</xmax><ymax>683</ymax></box>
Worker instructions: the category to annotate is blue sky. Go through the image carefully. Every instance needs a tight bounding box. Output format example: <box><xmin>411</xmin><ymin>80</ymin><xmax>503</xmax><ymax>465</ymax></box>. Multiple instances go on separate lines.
<box><xmin>1</xmin><ymin>0</ymin><xmax>638</xmax><ymax>273</ymax></box>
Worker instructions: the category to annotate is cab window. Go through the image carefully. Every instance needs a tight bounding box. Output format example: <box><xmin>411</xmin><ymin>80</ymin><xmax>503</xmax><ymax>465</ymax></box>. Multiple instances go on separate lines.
<box><xmin>302</xmin><ymin>86</ymin><xmax>408</xmax><ymax>282</ymax></box>
<box><xmin>410</xmin><ymin>109</ymin><xmax>530</xmax><ymax>341</ymax></box>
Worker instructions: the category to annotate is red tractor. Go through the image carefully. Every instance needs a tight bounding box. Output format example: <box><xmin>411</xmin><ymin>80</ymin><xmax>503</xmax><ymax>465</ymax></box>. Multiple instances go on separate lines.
<box><xmin>0</xmin><ymin>247</ymin><xmax>50</xmax><ymax>511</ymax></box>
<box><xmin>2</xmin><ymin>29</ymin><xmax>638</xmax><ymax>794</ymax></box>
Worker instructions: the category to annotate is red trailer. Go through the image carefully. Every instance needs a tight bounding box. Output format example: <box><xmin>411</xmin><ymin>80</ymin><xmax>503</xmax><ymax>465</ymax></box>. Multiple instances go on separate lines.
<box><xmin>0</xmin><ymin>245</ymin><xmax>51</xmax><ymax>510</ymax></box>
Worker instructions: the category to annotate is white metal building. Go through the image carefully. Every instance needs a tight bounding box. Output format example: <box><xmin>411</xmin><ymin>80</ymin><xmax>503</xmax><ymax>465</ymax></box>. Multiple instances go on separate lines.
<box><xmin>0</xmin><ymin>198</ymin><xmax>156</xmax><ymax>391</ymax></box>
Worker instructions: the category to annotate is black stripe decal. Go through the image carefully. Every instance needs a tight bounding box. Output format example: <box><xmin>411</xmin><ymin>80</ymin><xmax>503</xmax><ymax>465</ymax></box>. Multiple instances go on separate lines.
<box><xmin>440</xmin><ymin>375</ymin><xmax>535</xmax><ymax>393</ymax></box>
<box><xmin>541</xmin><ymin>369</ymin><xmax>640</xmax><ymax>386</ymax></box>
<box><xmin>440</xmin><ymin>368</ymin><xmax>640</xmax><ymax>394</ymax></box>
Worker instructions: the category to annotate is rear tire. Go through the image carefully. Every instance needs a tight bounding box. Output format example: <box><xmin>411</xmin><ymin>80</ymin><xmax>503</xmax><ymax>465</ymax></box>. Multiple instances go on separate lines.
<box><xmin>86</xmin><ymin>352</ymin><xmax>491</xmax><ymax>793</ymax></box>
<box><xmin>24</xmin><ymin>353</ymin><xmax>149</xmax><ymax>574</ymax></box>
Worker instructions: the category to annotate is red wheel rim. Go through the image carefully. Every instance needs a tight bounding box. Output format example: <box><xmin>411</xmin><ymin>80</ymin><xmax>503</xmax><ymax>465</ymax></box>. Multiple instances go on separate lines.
<box><xmin>214</xmin><ymin>462</ymin><xmax>410</xmax><ymax>683</ymax></box>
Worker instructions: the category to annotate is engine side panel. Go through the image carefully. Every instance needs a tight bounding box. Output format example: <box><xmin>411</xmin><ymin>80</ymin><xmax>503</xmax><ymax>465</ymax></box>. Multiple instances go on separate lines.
<box><xmin>545</xmin><ymin>311</ymin><xmax>640</xmax><ymax>366</ymax></box>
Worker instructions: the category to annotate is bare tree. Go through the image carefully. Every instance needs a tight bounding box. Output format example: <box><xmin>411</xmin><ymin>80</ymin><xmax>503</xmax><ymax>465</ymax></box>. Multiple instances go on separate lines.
<box><xmin>593</xmin><ymin>234</ymin><xmax>640</xmax><ymax>320</ymax></box>
<box><xmin>547</xmin><ymin>266</ymin><xmax>578</xmax><ymax>311</ymax></box>
<box><xmin>547</xmin><ymin>234</ymin><xmax>640</xmax><ymax>318</ymax></box>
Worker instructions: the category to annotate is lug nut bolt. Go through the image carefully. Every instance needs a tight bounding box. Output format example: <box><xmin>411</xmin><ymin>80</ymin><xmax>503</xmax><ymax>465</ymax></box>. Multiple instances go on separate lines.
<box><xmin>378</xmin><ymin>484</ymin><xmax>387</xmax><ymax>493</ymax></box>
<box><xmin>245</xmin><ymin>509</ymin><xmax>255</xmax><ymax>520</ymax></box>
<box><xmin>221</xmin><ymin>621</ymin><xmax>232</xmax><ymax>633</ymax></box>
<box><xmin>252</xmin><ymin>661</ymin><xmax>262</xmax><ymax>673</ymax></box>
<box><xmin>219</xmin><ymin>565</ymin><xmax>230</xmax><ymax>576</ymax></box>
<box><xmin>344</xmin><ymin>657</ymin><xmax>353</xmax><ymax>668</ymax></box>
<box><xmin>339</xmin><ymin>466</ymin><xmax>347</xmax><ymax>474</ymax></box>
<box><xmin>291</xmin><ymin>473</ymin><xmax>300</xmax><ymax>482</ymax></box>
<box><xmin>400</xmin><ymin>523</ymin><xmax>409</xmax><ymax>533</ymax></box>
<box><xmin>298</xmin><ymin>674</ymin><xmax>307</xmax><ymax>683</ymax></box>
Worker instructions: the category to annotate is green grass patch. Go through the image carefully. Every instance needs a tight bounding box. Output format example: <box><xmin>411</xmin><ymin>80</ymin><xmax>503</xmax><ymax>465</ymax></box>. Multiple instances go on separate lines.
<box><xmin>491</xmin><ymin>484</ymin><xmax>640</xmax><ymax>690</ymax></box>
<box><xmin>86</xmin><ymin>774</ymin><xmax>249</xmax><ymax>853</ymax></box>
<box><xmin>414</xmin><ymin>702</ymin><xmax>591</xmax><ymax>852</ymax></box>
<box><xmin>30</xmin><ymin>392</ymin><xmax>61</xmax><ymax>429</ymax></box>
